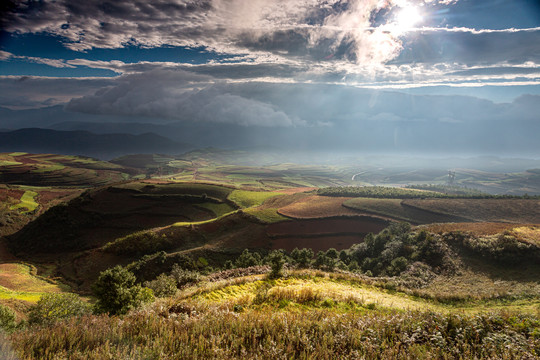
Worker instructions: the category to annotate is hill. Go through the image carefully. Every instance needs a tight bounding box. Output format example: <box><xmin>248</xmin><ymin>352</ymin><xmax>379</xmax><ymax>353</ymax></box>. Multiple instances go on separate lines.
<box><xmin>0</xmin><ymin>128</ymin><xmax>191</xmax><ymax>159</ymax></box>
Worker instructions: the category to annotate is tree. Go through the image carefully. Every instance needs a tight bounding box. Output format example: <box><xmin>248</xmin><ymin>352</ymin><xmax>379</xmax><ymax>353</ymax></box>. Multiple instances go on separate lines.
<box><xmin>235</xmin><ymin>249</ymin><xmax>261</xmax><ymax>268</ymax></box>
<box><xmin>92</xmin><ymin>265</ymin><xmax>154</xmax><ymax>315</ymax></box>
<box><xmin>268</xmin><ymin>251</ymin><xmax>286</xmax><ymax>279</ymax></box>
<box><xmin>144</xmin><ymin>273</ymin><xmax>177</xmax><ymax>297</ymax></box>
<box><xmin>291</xmin><ymin>248</ymin><xmax>313</xmax><ymax>268</ymax></box>
<box><xmin>28</xmin><ymin>293</ymin><xmax>91</xmax><ymax>326</ymax></box>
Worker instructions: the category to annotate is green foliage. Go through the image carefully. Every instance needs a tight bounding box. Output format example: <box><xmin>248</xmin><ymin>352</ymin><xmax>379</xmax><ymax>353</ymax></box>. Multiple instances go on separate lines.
<box><xmin>314</xmin><ymin>250</ymin><xmax>336</xmax><ymax>271</ymax></box>
<box><xmin>318</xmin><ymin>186</ymin><xmax>537</xmax><ymax>199</ymax></box>
<box><xmin>351</xmin><ymin>222</ymin><xmax>455</xmax><ymax>276</ymax></box>
<box><xmin>455</xmin><ymin>232</ymin><xmax>540</xmax><ymax>263</ymax></box>
<box><xmin>9</xmin><ymin>305</ymin><xmax>540</xmax><ymax>359</ymax></box>
<box><xmin>103</xmin><ymin>231</ymin><xmax>172</xmax><ymax>256</ymax></box>
<box><xmin>170</xmin><ymin>264</ymin><xmax>201</xmax><ymax>288</ymax></box>
<box><xmin>28</xmin><ymin>293</ymin><xmax>91</xmax><ymax>326</ymax></box>
<box><xmin>235</xmin><ymin>249</ymin><xmax>262</xmax><ymax>268</ymax></box>
<box><xmin>0</xmin><ymin>304</ymin><xmax>16</xmax><ymax>333</ymax></box>
<box><xmin>290</xmin><ymin>248</ymin><xmax>314</xmax><ymax>268</ymax></box>
<box><xmin>228</xmin><ymin>190</ymin><xmax>282</xmax><ymax>208</ymax></box>
<box><xmin>268</xmin><ymin>251</ymin><xmax>286</xmax><ymax>279</ymax></box>
<box><xmin>144</xmin><ymin>274</ymin><xmax>177</xmax><ymax>298</ymax></box>
<box><xmin>92</xmin><ymin>266</ymin><xmax>154</xmax><ymax>315</ymax></box>
<box><xmin>405</xmin><ymin>184</ymin><xmax>488</xmax><ymax>196</ymax></box>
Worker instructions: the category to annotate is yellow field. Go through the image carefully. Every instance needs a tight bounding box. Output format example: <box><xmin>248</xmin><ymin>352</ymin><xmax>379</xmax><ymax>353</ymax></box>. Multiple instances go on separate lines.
<box><xmin>0</xmin><ymin>263</ymin><xmax>64</xmax><ymax>303</ymax></box>
<box><xmin>189</xmin><ymin>272</ymin><xmax>540</xmax><ymax>314</ymax></box>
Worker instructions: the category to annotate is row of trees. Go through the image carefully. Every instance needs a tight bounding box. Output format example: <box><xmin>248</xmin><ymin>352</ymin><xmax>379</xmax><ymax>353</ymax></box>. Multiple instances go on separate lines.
<box><xmin>318</xmin><ymin>186</ymin><xmax>538</xmax><ymax>199</ymax></box>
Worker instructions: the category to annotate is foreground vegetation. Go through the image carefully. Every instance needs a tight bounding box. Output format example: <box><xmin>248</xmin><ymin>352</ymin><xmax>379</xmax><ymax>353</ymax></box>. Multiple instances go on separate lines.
<box><xmin>6</xmin><ymin>301</ymin><xmax>540</xmax><ymax>359</ymax></box>
<box><xmin>2</xmin><ymin>221</ymin><xmax>540</xmax><ymax>359</ymax></box>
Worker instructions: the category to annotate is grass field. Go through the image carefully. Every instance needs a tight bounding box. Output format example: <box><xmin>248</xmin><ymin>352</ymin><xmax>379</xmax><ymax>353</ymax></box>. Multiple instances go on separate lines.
<box><xmin>191</xmin><ymin>271</ymin><xmax>540</xmax><ymax>314</ymax></box>
<box><xmin>227</xmin><ymin>190</ymin><xmax>283</xmax><ymax>208</ymax></box>
<box><xmin>0</xmin><ymin>263</ymin><xmax>65</xmax><ymax>303</ymax></box>
<box><xmin>9</xmin><ymin>190</ymin><xmax>38</xmax><ymax>213</ymax></box>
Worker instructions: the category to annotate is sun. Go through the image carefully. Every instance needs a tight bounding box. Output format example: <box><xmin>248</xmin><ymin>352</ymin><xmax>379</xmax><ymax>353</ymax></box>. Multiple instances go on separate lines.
<box><xmin>394</xmin><ymin>5</ymin><xmax>423</xmax><ymax>33</ymax></box>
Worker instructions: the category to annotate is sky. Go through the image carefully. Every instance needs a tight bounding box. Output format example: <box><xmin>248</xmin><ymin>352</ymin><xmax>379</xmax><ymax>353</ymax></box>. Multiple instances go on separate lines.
<box><xmin>0</xmin><ymin>0</ymin><xmax>539</xmax><ymax>156</ymax></box>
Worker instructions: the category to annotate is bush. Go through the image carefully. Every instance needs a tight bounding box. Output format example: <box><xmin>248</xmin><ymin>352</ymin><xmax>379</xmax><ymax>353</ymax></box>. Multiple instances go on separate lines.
<box><xmin>144</xmin><ymin>274</ymin><xmax>178</xmax><ymax>297</ymax></box>
<box><xmin>28</xmin><ymin>293</ymin><xmax>91</xmax><ymax>326</ymax></box>
<box><xmin>92</xmin><ymin>265</ymin><xmax>154</xmax><ymax>315</ymax></box>
<box><xmin>0</xmin><ymin>304</ymin><xmax>16</xmax><ymax>333</ymax></box>
<box><xmin>290</xmin><ymin>248</ymin><xmax>313</xmax><ymax>268</ymax></box>
<box><xmin>103</xmin><ymin>231</ymin><xmax>172</xmax><ymax>256</ymax></box>
<box><xmin>268</xmin><ymin>251</ymin><xmax>286</xmax><ymax>279</ymax></box>
<box><xmin>170</xmin><ymin>264</ymin><xmax>201</xmax><ymax>288</ymax></box>
<box><xmin>235</xmin><ymin>249</ymin><xmax>262</xmax><ymax>268</ymax></box>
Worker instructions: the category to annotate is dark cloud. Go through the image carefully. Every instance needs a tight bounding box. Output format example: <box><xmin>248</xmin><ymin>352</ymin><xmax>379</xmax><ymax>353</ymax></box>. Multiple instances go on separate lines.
<box><xmin>394</xmin><ymin>29</ymin><xmax>540</xmax><ymax>65</ymax></box>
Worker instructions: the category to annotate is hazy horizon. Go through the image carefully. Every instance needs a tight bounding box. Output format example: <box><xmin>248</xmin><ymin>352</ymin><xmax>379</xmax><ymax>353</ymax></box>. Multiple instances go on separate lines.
<box><xmin>1</xmin><ymin>0</ymin><xmax>539</xmax><ymax>158</ymax></box>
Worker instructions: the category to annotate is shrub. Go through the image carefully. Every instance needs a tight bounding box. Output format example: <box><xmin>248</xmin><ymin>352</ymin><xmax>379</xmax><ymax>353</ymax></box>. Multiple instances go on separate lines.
<box><xmin>291</xmin><ymin>248</ymin><xmax>313</xmax><ymax>268</ymax></box>
<box><xmin>268</xmin><ymin>251</ymin><xmax>286</xmax><ymax>279</ymax></box>
<box><xmin>103</xmin><ymin>231</ymin><xmax>172</xmax><ymax>256</ymax></box>
<box><xmin>170</xmin><ymin>264</ymin><xmax>201</xmax><ymax>288</ymax></box>
<box><xmin>235</xmin><ymin>249</ymin><xmax>262</xmax><ymax>268</ymax></box>
<box><xmin>0</xmin><ymin>304</ymin><xmax>16</xmax><ymax>333</ymax></box>
<box><xmin>28</xmin><ymin>293</ymin><xmax>91</xmax><ymax>326</ymax></box>
<box><xmin>144</xmin><ymin>274</ymin><xmax>177</xmax><ymax>297</ymax></box>
<box><xmin>92</xmin><ymin>265</ymin><xmax>154</xmax><ymax>315</ymax></box>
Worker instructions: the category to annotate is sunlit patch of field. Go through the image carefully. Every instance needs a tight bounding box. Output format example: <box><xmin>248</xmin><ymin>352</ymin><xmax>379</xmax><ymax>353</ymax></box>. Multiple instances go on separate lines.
<box><xmin>173</xmin><ymin>211</ymin><xmax>240</xmax><ymax>227</ymax></box>
<box><xmin>510</xmin><ymin>225</ymin><xmax>540</xmax><ymax>246</ymax></box>
<box><xmin>0</xmin><ymin>263</ymin><xmax>64</xmax><ymax>303</ymax></box>
<box><xmin>278</xmin><ymin>195</ymin><xmax>359</xmax><ymax>218</ymax></box>
<box><xmin>190</xmin><ymin>272</ymin><xmax>539</xmax><ymax>314</ymax></box>
<box><xmin>227</xmin><ymin>190</ymin><xmax>284</xmax><ymax>208</ymax></box>
<box><xmin>9</xmin><ymin>190</ymin><xmax>38</xmax><ymax>213</ymax></box>
<box><xmin>195</xmin><ymin>202</ymin><xmax>235</xmax><ymax>217</ymax></box>
<box><xmin>422</xmin><ymin>222</ymin><xmax>523</xmax><ymax>236</ymax></box>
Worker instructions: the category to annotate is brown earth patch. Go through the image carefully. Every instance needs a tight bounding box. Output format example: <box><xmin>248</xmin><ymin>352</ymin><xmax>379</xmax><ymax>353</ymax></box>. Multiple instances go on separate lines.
<box><xmin>271</xmin><ymin>235</ymin><xmax>364</xmax><ymax>252</ymax></box>
<box><xmin>277</xmin><ymin>195</ymin><xmax>360</xmax><ymax>218</ymax></box>
<box><xmin>267</xmin><ymin>217</ymin><xmax>388</xmax><ymax>237</ymax></box>
<box><xmin>403</xmin><ymin>199</ymin><xmax>540</xmax><ymax>223</ymax></box>
<box><xmin>0</xmin><ymin>188</ymin><xmax>25</xmax><ymax>202</ymax></box>
<box><xmin>277</xmin><ymin>187</ymin><xmax>317</xmax><ymax>194</ymax></box>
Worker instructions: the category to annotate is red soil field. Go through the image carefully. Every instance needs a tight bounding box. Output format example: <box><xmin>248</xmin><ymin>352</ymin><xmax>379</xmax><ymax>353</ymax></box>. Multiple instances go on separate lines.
<box><xmin>271</xmin><ymin>235</ymin><xmax>364</xmax><ymax>252</ymax></box>
<box><xmin>267</xmin><ymin>217</ymin><xmax>388</xmax><ymax>237</ymax></box>
<box><xmin>277</xmin><ymin>195</ymin><xmax>360</xmax><ymax>218</ymax></box>
<box><xmin>0</xmin><ymin>188</ymin><xmax>25</xmax><ymax>202</ymax></box>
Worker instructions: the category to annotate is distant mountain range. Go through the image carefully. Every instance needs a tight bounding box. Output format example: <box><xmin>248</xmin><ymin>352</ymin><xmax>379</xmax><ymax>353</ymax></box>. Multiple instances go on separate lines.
<box><xmin>0</xmin><ymin>128</ymin><xmax>191</xmax><ymax>159</ymax></box>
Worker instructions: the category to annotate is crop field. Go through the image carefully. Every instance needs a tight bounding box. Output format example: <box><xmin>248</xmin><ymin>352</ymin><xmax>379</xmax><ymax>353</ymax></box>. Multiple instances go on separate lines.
<box><xmin>0</xmin><ymin>153</ymin><xmax>130</xmax><ymax>187</ymax></box>
<box><xmin>9</xmin><ymin>190</ymin><xmax>38</xmax><ymax>213</ymax></box>
<box><xmin>277</xmin><ymin>195</ymin><xmax>359</xmax><ymax>218</ymax></box>
<box><xmin>343</xmin><ymin>197</ymin><xmax>470</xmax><ymax>224</ymax></box>
<box><xmin>243</xmin><ymin>208</ymin><xmax>289</xmax><ymax>224</ymax></box>
<box><xmin>266</xmin><ymin>217</ymin><xmax>388</xmax><ymax>251</ymax></box>
<box><xmin>267</xmin><ymin>217</ymin><xmax>388</xmax><ymax>237</ymax></box>
<box><xmin>403</xmin><ymin>198</ymin><xmax>540</xmax><ymax>223</ymax></box>
<box><xmin>227</xmin><ymin>189</ymin><xmax>283</xmax><ymax>208</ymax></box>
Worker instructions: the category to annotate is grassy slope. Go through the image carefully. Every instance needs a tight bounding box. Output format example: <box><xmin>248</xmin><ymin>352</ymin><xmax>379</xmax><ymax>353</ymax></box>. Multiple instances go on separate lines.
<box><xmin>8</xmin><ymin>271</ymin><xmax>540</xmax><ymax>359</ymax></box>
